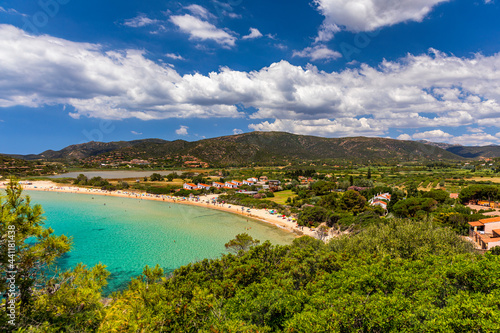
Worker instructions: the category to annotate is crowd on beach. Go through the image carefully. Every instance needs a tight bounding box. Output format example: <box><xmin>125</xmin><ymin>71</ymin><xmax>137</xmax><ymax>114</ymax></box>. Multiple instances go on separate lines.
<box><xmin>1</xmin><ymin>181</ymin><xmax>317</xmax><ymax>238</ymax></box>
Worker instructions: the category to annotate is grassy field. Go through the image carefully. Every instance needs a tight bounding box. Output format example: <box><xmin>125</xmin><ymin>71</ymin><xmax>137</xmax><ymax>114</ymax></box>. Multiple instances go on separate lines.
<box><xmin>265</xmin><ymin>190</ymin><xmax>297</xmax><ymax>204</ymax></box>
<box><xmin>469</xmin><ymin>177</ymin><xmax>500</xmax><ymax>183</ymax></box>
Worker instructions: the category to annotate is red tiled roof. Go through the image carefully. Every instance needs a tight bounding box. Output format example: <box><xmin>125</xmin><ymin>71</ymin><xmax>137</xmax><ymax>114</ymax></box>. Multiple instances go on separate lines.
<box><xmin>468</xmin><ymin>221</ymin><xmax>484</xmax><ymax>227</ymax></box>
<box><xmin>479</xmin><ymin>217</ymin><xmax>500</xmax><ymax>224</ymax></box>
<box><xmin>480</xmin><ymin>236</ymin><xmax>500</xmax><ymax>244</ymax></box>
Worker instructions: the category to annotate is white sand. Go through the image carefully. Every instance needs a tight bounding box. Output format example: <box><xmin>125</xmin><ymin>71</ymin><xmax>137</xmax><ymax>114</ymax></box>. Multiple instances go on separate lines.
<box><xmin>1</xmin><ymin>181</ymin><xmax>318</xmax><ymax>238</ymax></box>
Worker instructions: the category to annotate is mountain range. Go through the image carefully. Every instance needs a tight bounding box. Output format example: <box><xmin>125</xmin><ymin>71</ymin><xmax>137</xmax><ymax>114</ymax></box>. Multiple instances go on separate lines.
<box><xmin>5</xmin><ymin>132</ymin><xmax>487</xmax><ymax>167</ymax></box>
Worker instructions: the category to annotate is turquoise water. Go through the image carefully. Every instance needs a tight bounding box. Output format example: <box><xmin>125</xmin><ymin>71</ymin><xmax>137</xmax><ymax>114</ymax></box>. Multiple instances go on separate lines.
<box><xmin>25</xmin><ymin>191</ymin><xmax>295</xmax><ymax>292</ymax></box>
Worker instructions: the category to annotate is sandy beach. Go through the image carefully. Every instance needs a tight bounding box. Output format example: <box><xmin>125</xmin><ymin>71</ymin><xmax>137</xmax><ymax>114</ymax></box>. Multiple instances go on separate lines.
<box><xmin>1</xmin><ymin>181</ymin><xmax>317</xmax><ymax>238</ymax></box>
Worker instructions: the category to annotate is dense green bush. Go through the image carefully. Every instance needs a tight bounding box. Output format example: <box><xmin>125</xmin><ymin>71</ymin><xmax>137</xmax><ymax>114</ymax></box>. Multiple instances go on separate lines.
<box><xmin>5</xmin><ymin>181</ymin><xmax>500</xmax><ymax>332</ymax></box>
<box><xmin>218</xmin><ymin>194</ymin><xmax>281</xmax><ymax>210</ymax></box>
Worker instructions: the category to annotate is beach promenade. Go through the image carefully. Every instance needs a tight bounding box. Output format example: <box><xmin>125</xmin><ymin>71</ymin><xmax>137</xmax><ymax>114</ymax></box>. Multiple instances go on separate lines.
<box><xmin>1</xmin><ymin>181</ymin><xmax>316</xmax><ymax>238</ymax></box>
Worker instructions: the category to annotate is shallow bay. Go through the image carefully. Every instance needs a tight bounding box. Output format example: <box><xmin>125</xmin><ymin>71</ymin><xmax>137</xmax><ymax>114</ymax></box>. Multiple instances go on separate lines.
<box><xmin>26</xmin><ymin>191</ymin><xmax>295</xmax><ymax>292</ymax></box>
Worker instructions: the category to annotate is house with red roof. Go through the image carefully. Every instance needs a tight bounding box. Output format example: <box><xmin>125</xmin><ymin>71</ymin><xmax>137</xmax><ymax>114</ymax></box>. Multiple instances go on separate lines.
<box><xmin>197</xmin><ymin>183</ymin><xmax>211</xmax><ymax>190</ymax></box>
<box><xmin>183</xmin><ymin>183</ymin><xmax>197</xmax><ymax>190</ymax></box>
<box><xmin>212</xmin><ymin>182</ymin><xmax>225</xmax><ymax>188</ymax></box>
<box><xmin>224</xmin><ymin>181</ymin><xmax>239</xmax><ymax>189</ymax></box>
<box><xmin>371</xmin><ymin>200</ymin><xmax>388</xmax><ymax>210</ymax></box>
<box><xmin>469</xmin><ymin>217</ymin><xmax>500</xmax><ymax>250</ymax></box>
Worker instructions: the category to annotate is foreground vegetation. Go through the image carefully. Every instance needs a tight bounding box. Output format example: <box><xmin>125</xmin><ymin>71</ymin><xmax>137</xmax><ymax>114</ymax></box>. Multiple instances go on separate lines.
<box><xmin>1</xmin><ymin>182</ymin><xmax>500</xmax><ymax>332</ymax></box>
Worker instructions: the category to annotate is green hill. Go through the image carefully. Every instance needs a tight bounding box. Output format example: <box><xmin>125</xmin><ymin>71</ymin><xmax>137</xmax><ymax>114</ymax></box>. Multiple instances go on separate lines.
<box><xmin>446</xmin><ymin>145</ymin><xmax>500</xmax><ymax>159</ymax></box>
<box><xmin>7</xmin><ymin>132</ymin><xmax>463</xmax><ymax>166</ymax></box>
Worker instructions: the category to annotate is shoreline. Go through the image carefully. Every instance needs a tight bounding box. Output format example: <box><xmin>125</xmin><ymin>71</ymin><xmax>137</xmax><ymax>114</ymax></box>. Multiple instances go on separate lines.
<box><xmin>1</xmin><ymin>181</ymin><xmax>316</xmax><ymax>238</ymax></box>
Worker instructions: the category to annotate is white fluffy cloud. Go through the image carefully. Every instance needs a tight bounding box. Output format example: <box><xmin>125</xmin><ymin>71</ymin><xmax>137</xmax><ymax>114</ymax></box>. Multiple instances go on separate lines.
<box><xmin>176</xmin><ymin>125</ymin><xmax>189</xmax><ymax>135</ymax></box>
<box><xmin>123</xmin><ymin>15</ymin><xmax>159</xmax><ymax>28</ymax></box>
<box><xmin>185</xmin><ymin>4</ymin><xmax>215</xmax><ymax>20</ymax></box>
<box><xmin>449</xmin><ymin>133</ymin><xmax>500</xmax><ymax>146</ymax></box>
<box><xmin>293</xmin><ymin>45</ymin><xmax>342</xmax><ymax>61</ymax></box>
<box><xmin>242</xmin><ymin>28</ymin><xmax>263</xmax><ymax>40</ymax></box>
<box><xmin>397</xmin><ymin>130</ymin><xmax>500</xmax><ymax>146</ymax></box>
<box><xmin>3</xmin><ymin>25</ymin><xmax>500</xmax><ymax>139</ymax></box>
<box><xmin>313</xmin><ymin>0</ymin><xmax>449</xmax><ymax>40</ymax></box>
<box><xmin>233</xmin><ymin>128</ymin><xmax>243</xmax><ymax>134</ymax></box>
<box><xmin>165</xmin><ymin>53</ymin><xmax>184</xmax><ymax>60</ymax></box>
<box><xmin>397</xmin><ymin>134</ymin><xmax>412</xmax><ymax>141</ymax></box>
<box><xmin>413</xmin><ymin>130</ymin><xmax>453</xmax><ymax>140</ymax></box>
<box><xmin>249</xmin><ymin>118</ymin><xmax>386</xmax><ymax>137</ymax></box>
<box><xmin>169</xmin><ymin>14</ymin><xmax>236</xmax><ymax>47</ymax></box>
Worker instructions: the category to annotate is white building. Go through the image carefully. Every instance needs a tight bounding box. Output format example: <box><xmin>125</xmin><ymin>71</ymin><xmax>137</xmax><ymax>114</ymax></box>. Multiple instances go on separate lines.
<box><xmin>183</xmin><ymin>183</ymin><xmax>197</xmax><ymax>190</ymax></box>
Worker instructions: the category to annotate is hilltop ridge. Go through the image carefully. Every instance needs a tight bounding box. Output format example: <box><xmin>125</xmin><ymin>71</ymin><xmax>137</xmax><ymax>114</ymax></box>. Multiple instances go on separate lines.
<box><xmin>3</xmin><ymin>132</ymin><xmax>465</xmax><ymax>167</ymax></box>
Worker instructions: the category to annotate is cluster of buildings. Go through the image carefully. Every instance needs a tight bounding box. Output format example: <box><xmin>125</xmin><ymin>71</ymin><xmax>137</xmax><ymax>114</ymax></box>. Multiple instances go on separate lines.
<box><xmin>469</xmin><ymin>217</ymin><xmax>500</xmax><ymax>250</ymax></box>
<box><xmin>369</xmin><ymin>193</ymin><xmax>391</xmax><ymax>211</ymax></box>
<box><xmin>183</xmin><ymin>176</ymin><xmax>281</xmax><ymax>192</ymax></box>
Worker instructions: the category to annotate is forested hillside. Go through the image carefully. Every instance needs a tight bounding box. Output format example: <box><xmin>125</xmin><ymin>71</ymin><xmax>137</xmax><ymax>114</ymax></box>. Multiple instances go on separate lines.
<box><xmin>2</xmin><ymin>183</ymin><xmax>500</xmax><ymax>332</ymax></box>
<box><xmin>8</xmin><ymin>132</ymin><xmax>462</xmax><ymax>167</ymax></box>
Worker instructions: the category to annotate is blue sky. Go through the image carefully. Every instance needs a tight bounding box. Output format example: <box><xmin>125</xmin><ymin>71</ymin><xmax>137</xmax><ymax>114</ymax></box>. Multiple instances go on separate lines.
<box><xmin>1</xmin><ymin>0</ymin><xmax>500</xmax><ymax>154</ymax></box>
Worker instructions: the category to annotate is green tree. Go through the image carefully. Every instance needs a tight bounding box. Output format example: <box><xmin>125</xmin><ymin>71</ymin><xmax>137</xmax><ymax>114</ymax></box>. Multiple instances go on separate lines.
<box><xmin>0</xmin><ymin>181</ymin><xmax>72</xmax><ymax>328</ymax></box>
<box><xmin>149</xmin><ymin>173</ymin><xmax>164</xmax><ymax>182</ymax></box>
<box><xmin>317</xmin><ymin>193</ymin><xmax>339</xmax><ymax>210</ymax></box>
<box><xmin>298</xmin><ymin>206</ymin><xmax>329</xmax><ymax>227</ymax></box>
<box><xmin>367</xmin><ymin>168</ymin><xmax>372</xmax><ymax>179</ymax></box>
<box><xmin>309</xmin><ymin>181</ymin><xmax>335</xmax><ymax>196</ymax></box>
<box><xmin>340</xmin><ymin>190</ymin><xmax>367</xmax><ymax>215</ymax></box>
<box><xmin>225</xmin><ymin>233</ymin><xmax>260</xmax><ymax>254</ymax></box>
<box><xmin>73</xmin><ymin>174</ymin><xmax>88</xmax><ymax>185</ymax></box>
<box><xmin>459</xmin><ymin>184</ymin><xmax>500</xmax><ymax>204</ymax></box>
<box><xmin>490</xmin><ymin>246</ymin><xmax>500</xmax><ymax>255</ymax></box>
<box><xmin>392</xmin><ymin>197</ymin><xmax>438</xmax><ymax>218</ymax></box>
<box><xmin>424</xmin><ymin>189</ymin><xmax>449</xmax><ymax>204</ymax></box>
<box><xmin>353</xmin><ymin>178</ymin><xmax>374</xmax><ymax>188</ymax></box>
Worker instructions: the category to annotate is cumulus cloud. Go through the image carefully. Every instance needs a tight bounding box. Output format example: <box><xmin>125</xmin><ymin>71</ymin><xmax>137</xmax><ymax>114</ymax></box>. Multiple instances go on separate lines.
<box><xmin>397</xmin><ymin>130</ymin><xmax>500</xmax><ymax>146</ymax></box>
<box><xmin>233</xmin><ymin>128</ymin><xmax>243</xmax><ymax>134</ymax></box>
<box><xmin>124</xmin><ymin>14</ymin><xmax>159</xmax><ymax>28</ymax></box>
<box><xmin>0</xmin><ymin>25</ymin><xmax>241</xmax><ymax>119</ymax></box>
<box><xmin>185</xmin><ymin>4</ymin><xmax>215</xmax><ymax>20</ymax></box>
<box><xmin>449</xmin><ymin>133</ymin><xmax>500</xmax><ymax>146</ymax></box>
<box><xmin>467</xmin><ymin>127</ymin><xmax>484</xmax><ymax>133</ymax></box>
<box><xmin>397</xmin><ymin>134</ymin><xmax>412</xmax><ymax>140</ymax></box>
<box><xmin>170</xmin><ymin>14</ymin><xmax>236</xmax><ymax>47</ymax></box>
<box><xmin>165</xmin><ymin>53</ymin><xmax>184</xmax><ymax>60</ymax></box>
<box><xmin>249</xmin><ymin>118</ymin><xmax>385</xmax><ymax>137</ymax></box>
<box><xmin>176</xmin><ymin>125</ymin><xmax>189</xmax><ymax>135</ymax></box>
<box><xmin>412</xmin><ymin>130</ymin><xmax>453</xmax><ymax>140</ymax></box>
<box><xmin>293</xmin><ymin>45</ymin><xmax>342</xmax><ymax>61</ymax></box>
<box><xmin>4</xmin><ymin>25</ymin><xmax>500</xmax><ymax>139</ymax></box>
<box><xmin>313</xmin><ymin>0</ymin><xmax>449</xmax><ymax>38</ymax></box>
<box><xmin>315</xmin><ymin>23</ymin><xmax>341</xmax><ymax>43</ymax></box>
<box><xmin>242</xmin><ymin>28</ymin><xmax>263</xmax><ymax>40</ymax></box>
